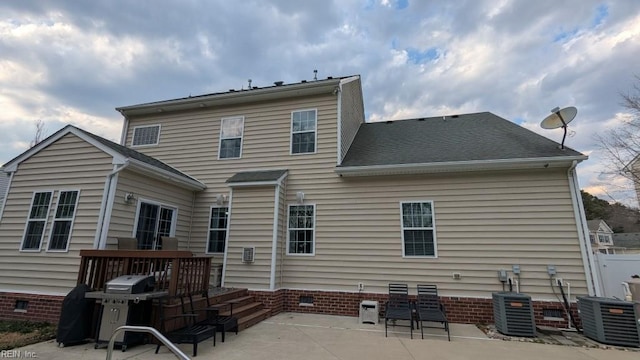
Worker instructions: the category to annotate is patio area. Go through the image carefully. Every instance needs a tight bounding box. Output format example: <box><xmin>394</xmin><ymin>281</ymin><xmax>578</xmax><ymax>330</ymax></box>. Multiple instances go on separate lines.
<box><xmin>15</xmin><ymin>312</ymin><xmax>639</xmax><ymax>360</ymax></box>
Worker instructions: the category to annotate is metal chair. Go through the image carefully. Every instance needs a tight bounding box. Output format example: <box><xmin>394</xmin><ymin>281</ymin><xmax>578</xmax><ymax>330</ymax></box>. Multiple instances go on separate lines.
<box><xmin>384</xmin><ymin>283</ymin><xmax>413</xmax><ymax>338</ymax></box>
<box><xmin>416</xmin><ymin>284</ymin><xmax>450</xmax><ymax>341</ymax></box>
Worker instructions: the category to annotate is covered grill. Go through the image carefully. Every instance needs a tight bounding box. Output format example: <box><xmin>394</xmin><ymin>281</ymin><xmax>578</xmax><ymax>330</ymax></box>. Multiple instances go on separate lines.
<box><xmin>86</xmin><ymin>275</ymin><xmax>167</xmax><ymax>351</ymax></box>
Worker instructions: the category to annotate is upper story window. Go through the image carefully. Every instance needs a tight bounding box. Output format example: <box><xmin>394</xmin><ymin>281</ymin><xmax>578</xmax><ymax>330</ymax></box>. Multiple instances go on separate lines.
<box><xmin>48</xmin><ymin>190</ymin><xmax>79</xmax><ymax>251</ymax></box>
<box><xmin>21</xmin><ymin>191</ymin><xmax>53</xmax><ymax>251</ymax></box>
<box><xmin>598</xmin><ymin>233</ymin><xmax>612</xmax><ymax>245</ymax></box>
<box><xmin>401</xmin><ymin>201</ymin><xmax>437</xmax><ymax>257</ymax></box>
<box><xmin>131</xmin><ymin>125</ymin><xmax>161</xmax><ymax>147</ymax></box>
<box><xmin>219</xmin><ymin>116</ymin><xmax>244</xmax><ymax>159</ymax></box>
<box><xmin>291</xmin><ymin>109</ymin><xmax>317</xmax><ymax>154</ymax></box>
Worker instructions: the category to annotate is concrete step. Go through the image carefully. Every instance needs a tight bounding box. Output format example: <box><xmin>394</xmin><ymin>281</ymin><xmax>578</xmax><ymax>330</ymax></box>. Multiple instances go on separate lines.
<box><xmin>238</xmin><ymin>308</ymin><xmax>272</xmax><ymax>331</ymax></box>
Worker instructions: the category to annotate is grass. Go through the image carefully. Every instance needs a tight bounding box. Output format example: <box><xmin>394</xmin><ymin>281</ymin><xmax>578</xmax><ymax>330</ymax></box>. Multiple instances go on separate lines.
<box><xmin>0</xmin><ymin>320</ymin><xmax>57</xmax><ymax>351</ymax></box>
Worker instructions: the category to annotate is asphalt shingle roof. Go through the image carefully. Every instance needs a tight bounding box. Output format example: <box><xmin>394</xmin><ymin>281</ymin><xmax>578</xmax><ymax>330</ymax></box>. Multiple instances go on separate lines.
<box><xmin>340</xmin><ymin>112</ymin><xmax>584</xmax><ymax>167</ymax></box>
<box><xmin>226</xmin><ymin>170</ymin><xmax>288</xmax><ymax>184</ymax></box>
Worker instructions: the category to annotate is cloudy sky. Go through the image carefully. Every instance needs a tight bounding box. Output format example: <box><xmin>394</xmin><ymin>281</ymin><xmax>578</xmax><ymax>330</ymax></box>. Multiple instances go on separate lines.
<box><xmin>1</xmin><ymin>1</ymin><xmax>639</xmax><ymax>205</ymax></box>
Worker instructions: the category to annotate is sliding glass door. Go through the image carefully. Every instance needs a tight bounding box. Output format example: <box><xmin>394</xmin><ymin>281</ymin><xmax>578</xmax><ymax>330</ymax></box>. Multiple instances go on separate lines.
<box><xmin>135</xmin><ymin>201</ymin><xmax>176</xmax><ymax>249</ymax></box>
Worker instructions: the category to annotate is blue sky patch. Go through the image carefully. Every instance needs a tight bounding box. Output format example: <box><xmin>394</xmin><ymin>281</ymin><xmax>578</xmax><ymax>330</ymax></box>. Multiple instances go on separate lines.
<box><xmin>406</xmin><ymin>47</ymin><xmax>439</xmax><ymax>64</ymax></box>
<box><xmin>394</xmin><ymin>0</ymin><xmax>409</xmax><ymax>10</ymax></box>
<box><xmin>553</xmin><ymin>28</ymin><xmax>579</xmax><ymax>43</ymax></box>
<box><xmin>592</xmin><ymin>4</ymin><xmax>609</xmax><ymax>27</ymax></box>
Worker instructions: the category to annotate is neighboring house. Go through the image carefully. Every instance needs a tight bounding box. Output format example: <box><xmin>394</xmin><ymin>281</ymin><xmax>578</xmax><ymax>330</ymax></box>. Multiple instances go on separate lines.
<box><xmin>0</xmin><ymin>75</ymin><xmax>599</xmax><ymax>327</ymax></box>
<box><xmin>612</xmin><ymin>233</ymin><xmax>640</xmax><ymax>254</ymax></box>
<box><xmin>586</xmin><ymin>219</ymin><xmax>616</xmax><ymax>254</ymax></box>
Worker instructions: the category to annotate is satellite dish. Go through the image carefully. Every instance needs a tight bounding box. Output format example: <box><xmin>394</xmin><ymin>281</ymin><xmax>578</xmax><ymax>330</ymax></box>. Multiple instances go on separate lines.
<box><xmin>540</xmin><ymin>106</ymin><xmax>577</xmax><ymax>149</ymax></box>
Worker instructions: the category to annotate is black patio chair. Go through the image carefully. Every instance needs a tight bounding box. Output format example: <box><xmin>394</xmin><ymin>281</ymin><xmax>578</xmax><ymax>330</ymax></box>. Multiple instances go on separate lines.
<box><xmin>193</xmin><ymin>290</ymin><xmax>239</xmax><ymax>343</ymax></box>
<box><xmin>384</xmin><ymin>283</ymin><xmax>413</xmax><ymax>339</ymax></box>
<box><xmin>155</xmin><ymin>294</ymin><xmax>216</xmax><ymax>357</ymax></box>
<box><xmin>416</xmin><ymin>284</ymin><xmax>450</xmax><ymax>341</ymax></box>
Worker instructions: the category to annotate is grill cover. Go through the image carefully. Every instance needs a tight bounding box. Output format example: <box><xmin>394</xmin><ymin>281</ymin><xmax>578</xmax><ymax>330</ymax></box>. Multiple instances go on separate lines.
<box><xmin>105</xmin><ymin>275</ymin><xmax>155</xmax><ymax>294</ymax></box>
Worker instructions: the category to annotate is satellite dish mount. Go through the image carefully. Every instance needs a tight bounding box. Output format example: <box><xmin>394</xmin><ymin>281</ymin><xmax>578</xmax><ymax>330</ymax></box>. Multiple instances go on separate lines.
<box><xmin>540</xmin><ymin>106</ymin><xmax>577</xmax><ymax>149</ymax></box>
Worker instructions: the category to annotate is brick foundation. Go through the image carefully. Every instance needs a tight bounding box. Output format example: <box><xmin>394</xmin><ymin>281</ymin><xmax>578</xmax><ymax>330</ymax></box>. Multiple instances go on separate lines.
<box><xmin>0</xmin><ymin>292</ymin><xmax>64</xmax><ymax>324</ymax></box>
<box><xmin>248</xmin><ymin>289</ymin><xmax>579</xmax><ymax>328</ymax></box>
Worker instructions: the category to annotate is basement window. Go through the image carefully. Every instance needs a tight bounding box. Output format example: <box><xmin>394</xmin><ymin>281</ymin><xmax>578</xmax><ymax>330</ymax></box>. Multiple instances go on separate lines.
<box><xmin>542</xmin><ymin>308</ymin><xmax>564</xmax><ymax>321</ymax></box>
<box><xmin>299</xmin><ymin>295</ymin><xmax>314</xmax><ymax>306</ymax></box>
<box><xmin>14</xmin><ymin>300</ymin><xmax>28</xmax><ymax>312</ymax></box>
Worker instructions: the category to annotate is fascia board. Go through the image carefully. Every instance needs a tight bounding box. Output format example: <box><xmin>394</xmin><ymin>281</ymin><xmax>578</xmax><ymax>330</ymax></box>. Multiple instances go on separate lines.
<box><xmin>335</xmin><ymin>155</ymin><xmax>588</xmax><ymax>177</ymax></box>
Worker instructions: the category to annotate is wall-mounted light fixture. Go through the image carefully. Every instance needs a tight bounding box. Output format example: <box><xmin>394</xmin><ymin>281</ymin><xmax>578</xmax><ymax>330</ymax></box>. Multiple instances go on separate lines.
<box><xmin>296</xmin><ymin>191</ymin><xmax>305</xmax><ymax>204</ymax></box>
<box><xmin>124</xmin><ymin>192</ymin><xmax>135</xmax><ymax>204</ymax></box>
<box><xmin>216</xmin><ymin>193</ymin><xmax>228</xmax><ymax>205</ymax></box>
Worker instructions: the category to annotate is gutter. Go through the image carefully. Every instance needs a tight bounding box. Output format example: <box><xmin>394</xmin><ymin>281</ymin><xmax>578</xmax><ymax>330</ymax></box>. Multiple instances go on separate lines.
<box><xmin>94</xmin><ymin>162</ymin><xmax>131</xmax><ymax>249</ymax></box>
<box><xmin>126</xmin><ymin>158</ymin><xmax>206</xmax><ymax>191</ymax></box>
<box><xmin>567</xmin><ymin>160</ymin><xmax>601</xmax><ymax>296</ymax></box>
<box><xmin>336</xmin><ymin>155</ymin><xmax>588</xmax><ymax>176</ymax></box>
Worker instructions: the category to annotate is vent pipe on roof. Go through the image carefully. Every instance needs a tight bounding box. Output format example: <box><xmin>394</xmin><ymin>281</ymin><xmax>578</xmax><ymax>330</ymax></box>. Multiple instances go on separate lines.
<box><xmin>274</xmin><ymin>81</ymin><xmax>284</xmax><ymax>86</ymax></box>
<box><xmin>313</xmin><ymin>69</ymin><xmax>318</xmax><ymax>81</ymax></box>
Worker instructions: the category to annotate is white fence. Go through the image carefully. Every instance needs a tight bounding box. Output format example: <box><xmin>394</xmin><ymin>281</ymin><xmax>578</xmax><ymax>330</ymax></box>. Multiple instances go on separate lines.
<box><xmin>593</xmin><ymin>252</ymin><xmax>640</xmax><ymax>299</ymax></box>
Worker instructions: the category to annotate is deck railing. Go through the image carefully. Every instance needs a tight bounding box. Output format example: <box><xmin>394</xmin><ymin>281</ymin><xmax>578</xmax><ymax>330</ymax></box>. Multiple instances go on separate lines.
<box><xmin>77</xmin><ymin>250</ymin><xmax>212</xmax><ymax>296</ymax></box>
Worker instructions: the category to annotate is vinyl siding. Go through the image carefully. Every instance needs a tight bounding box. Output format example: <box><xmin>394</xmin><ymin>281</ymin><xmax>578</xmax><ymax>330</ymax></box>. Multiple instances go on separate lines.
<box><xmin>107</xmin><ymin>169</ymin><xmax>195</xmax><ymax>248</ymax></box>
<box><xmin>275</xmin><ymin>181</ymin><xmax>287</xmax><ymax>289</ymax></box>
<box><xmin>339</xmin><ymin>78</ymin><xmax>364</xmax><ymax>161</ymax></box>
<box><xmin>0</xmin><ymin>133</ymin><xmax>112</xmax><ymax>294</ymax></box>
<box><xmin>0</xmin><ymin>172</ymin><xmax>9</xmax><ymax>211</ymax></box>
<box><xmin>123</xmin><ymin>89</ymin><xmax>588</xmax><ymax>301</ymax></box>
<box><xmin>224</xmin><ymin>186</ymin><xmax>275</xmax><ymax>290</ymax></box>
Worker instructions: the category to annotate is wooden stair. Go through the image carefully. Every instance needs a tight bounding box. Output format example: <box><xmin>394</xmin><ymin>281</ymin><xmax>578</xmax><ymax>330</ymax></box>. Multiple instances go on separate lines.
<box><xmin>205</xmin><ymin>289</ymin><xmax>271</xmax><ymax>331</ymax></box>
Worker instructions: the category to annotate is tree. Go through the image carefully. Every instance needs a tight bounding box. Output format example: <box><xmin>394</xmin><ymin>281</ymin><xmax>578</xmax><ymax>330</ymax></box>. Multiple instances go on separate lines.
<box><xmin>595</xmin><ymin>75</ymin><xmax>640</xmax><ymax>200</ymax></box>
<box><xmin>29</xmin><ymin>119</ymin><xmax>46</xmax><ymax>148</ymax></box>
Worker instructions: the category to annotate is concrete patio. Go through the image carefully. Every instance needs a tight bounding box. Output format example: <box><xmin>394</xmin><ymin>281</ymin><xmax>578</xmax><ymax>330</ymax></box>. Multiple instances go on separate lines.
<box><xmin>14</xmin><ymin>312</ymin><xmax>640</xmax><ymax>360</ymax></box>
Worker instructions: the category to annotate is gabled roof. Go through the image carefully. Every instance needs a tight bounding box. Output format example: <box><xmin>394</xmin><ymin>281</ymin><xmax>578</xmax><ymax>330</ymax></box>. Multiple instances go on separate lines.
<box><xmin>2</xmin><ymin>125</ymin><xmax>206</xmax><ymax>191</ymax></box>
<box><xmin>337</xmin><ymin>112</ymin><xmax>587</xmax><ymax>176</ymax></box>
<box><xmin>586</xmin><ymin>219</ymin><xmax>613</xmax><ymax>233</ymax></box>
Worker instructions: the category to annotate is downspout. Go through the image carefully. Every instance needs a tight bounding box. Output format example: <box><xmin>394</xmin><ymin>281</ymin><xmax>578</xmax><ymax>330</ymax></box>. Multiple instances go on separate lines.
<box><xmin>568</xmin><ymin>160</ymin><xmax>600</xmax><ymax>296</ymax></box>
<box><xmin>336</xmin><ymin>82</ymin><xmax>343</xmax><ymax>165</ymax></box>
<box><xmin>94</xmin><ymin>162</ymin><xmax>131</xmax><ymax>249</ymax></box>
<box><xmin>186</xmin><ymin>190</ymin><xmax>196</xmax><ymax>250</ymax></box>
<box><xmin>221</xmin><ymin>189</ymin><xmax>234</xmax><ymax>287</ymax></box>
<box><xmin>269</xmin><ymin>181</ymin><xmax>282</xmax><ymax>290</ymax></box>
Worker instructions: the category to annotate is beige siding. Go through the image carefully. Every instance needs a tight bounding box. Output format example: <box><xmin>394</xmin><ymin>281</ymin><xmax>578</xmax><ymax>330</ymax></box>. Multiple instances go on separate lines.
<box><xmin>107</xmin><ymin>169</ymin><xmax>195</xmax><ymax>248</ymax></box>
<box><xmin>339</xmin><ymin>78</ymin><xmax>365</xmax><ymax>161</ymax></box>
<box><xmin>224</xmin><ymin>186</ymin><xmax>275</xmax><ymax>290</ymax></box>
<box><xmin>0</xmin><ymin>133</ymin><xmax>112</xmax><ymax>294</ymax></box>
<box><xmin>275</xmin><ymin>181</ymin><xmax>287</xmax><ymax>289</ymax></box>
<box><xmin>123</xmin><ymin>90</ymin><xmax>588</xmax><ymax>301</ymax></box>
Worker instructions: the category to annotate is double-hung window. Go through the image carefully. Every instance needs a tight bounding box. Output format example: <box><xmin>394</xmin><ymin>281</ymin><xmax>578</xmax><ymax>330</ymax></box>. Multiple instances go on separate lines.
<box><xmin>401</xmin><ymin>201</ymin><xmax>437</xmax><ymax>257</ymax></box>
<box><xmin>131</xmin><ymin>125</ymin><xmax>161</xmax><ymax>147</ymax></box>
<box><xmin>207</xmin><ymin>207</ymin><xmax>228</xmax><ymax>253</ymax></box>
<box><xmin>48</xmin><ymin>190</ymin><xmax>79</xmax><ymax>251</ymax></box>
<box><xmin>21</xmin><ymin>191</ymin><xmax>53</xmax><ymax>251</ymax></box>
<box><xmin>219</xmin><ymin>116</ymin><xmax>244</xmax><ymax>159</ymax></box>
<box><xmin>291</xmin><ymin>109</ymin><xmax>317</xmax><ymax>154</ymax></box>
<box><xmin>287</xmin><ymin>204</ymin><xmax>315</xmax><ymax>255</ymax></box>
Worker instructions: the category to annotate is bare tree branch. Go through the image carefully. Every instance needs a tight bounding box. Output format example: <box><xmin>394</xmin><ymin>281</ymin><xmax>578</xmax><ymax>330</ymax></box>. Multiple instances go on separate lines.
<box><xmin>29</xmin><ymin>119</ymin><xmax>46</xmax><ymax>148</ymax></box>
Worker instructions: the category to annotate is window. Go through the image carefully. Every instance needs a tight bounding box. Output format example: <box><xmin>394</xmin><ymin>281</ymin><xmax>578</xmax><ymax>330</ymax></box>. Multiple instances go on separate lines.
<box><xmin>132</xmin><ymin>125</ymin><xmax>160</xmax><ymax>146</ymax></box>
<box><xmin>48</xmin><ymin>190</ymin><xmax>79</xmax><ymax>251</ymax></box>
<box><xmin>401</xmin><ymin>201</ymin><xmax>437</xmax><ymax>257</ymax></box>
<box><xmin>134</xmin><ymin>200</ymin><xmax>176</xmax><ymax>249</ymax></box>
<box><xmin>598</xmin><ymin>233</ymin><xmax>612</xmax><ymax>244</ymax></box>
<box><xmin>291</xmin><ymin>109</ymin><xmax>317</xmax><ymax>154</ymax></box>
<box><xmin>21</xmin><ymin>191</ymin><xmax>53</xmax><ymax>251</ymax></box>
<box><xmin>287</xmin><ymin>204</ymin><xmax>315</xmax><ymax>255</ymax></box>
<box><xmin>219</xmin><ymin>117</ymin><xmax>244</xmax><ymax>159</ymax></box>
<box><xmin>207</xmin><ymin>207</ymin><xmax>228</xmax><ymax>253</ymax></box>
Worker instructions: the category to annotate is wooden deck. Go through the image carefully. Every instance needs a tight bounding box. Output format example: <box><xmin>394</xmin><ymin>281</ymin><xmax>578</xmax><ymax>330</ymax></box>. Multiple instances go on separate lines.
<box><xmin>77</xmin><ymin>250</ymin><xmax>212</xmax><ymax>296</ymax></box>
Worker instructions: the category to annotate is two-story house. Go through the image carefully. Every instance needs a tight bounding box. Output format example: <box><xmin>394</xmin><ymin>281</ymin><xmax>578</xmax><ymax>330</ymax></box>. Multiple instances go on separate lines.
<box><xmin>0</xmin><ymin>75</ymin><xmax>599</xmax><ymax>327</ymax></box>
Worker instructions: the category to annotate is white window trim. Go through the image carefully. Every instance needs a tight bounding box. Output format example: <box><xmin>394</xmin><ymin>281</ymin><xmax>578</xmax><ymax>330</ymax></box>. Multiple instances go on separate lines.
<box><xmin>218</xmin><ymin>116</ymin><xmax>245</xmax><ymax>160</ymax></box>
<box><xmin>131</xmin><ymin>124</ymin><xmax>161</xmax><ymax>147</ymax></box>
<box><xmin>286</xmin><ymin>203</ymin><xmax>316</xmax><ymax>256</ymax></box>
<box><xmin>290</xmin><ymin>109</ymin><xmax>318</xmax><ymax>155</ymax></box>
<box><xmin>206</xmin><ymin>205</ymin><xmax>229</xmax><ymax>254</ymax></box>
<box><xmin>46</xmin><ymin>189</ymin><xmax>80</xmax><ymax>253</ymax></box>
<box><xmin>400</xmin><ymin>200</ymin><xmax>438</xmax><ymax>258</ymax></box>
<box><xmin>20</xmin><ymin>190</ymin><xmax>54</xmax><ymax>252</ymax></box>
<box><xmin>131</xmin><ymin>197</ymin><xmax>178</xmax><ymax>240</ymax></box>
